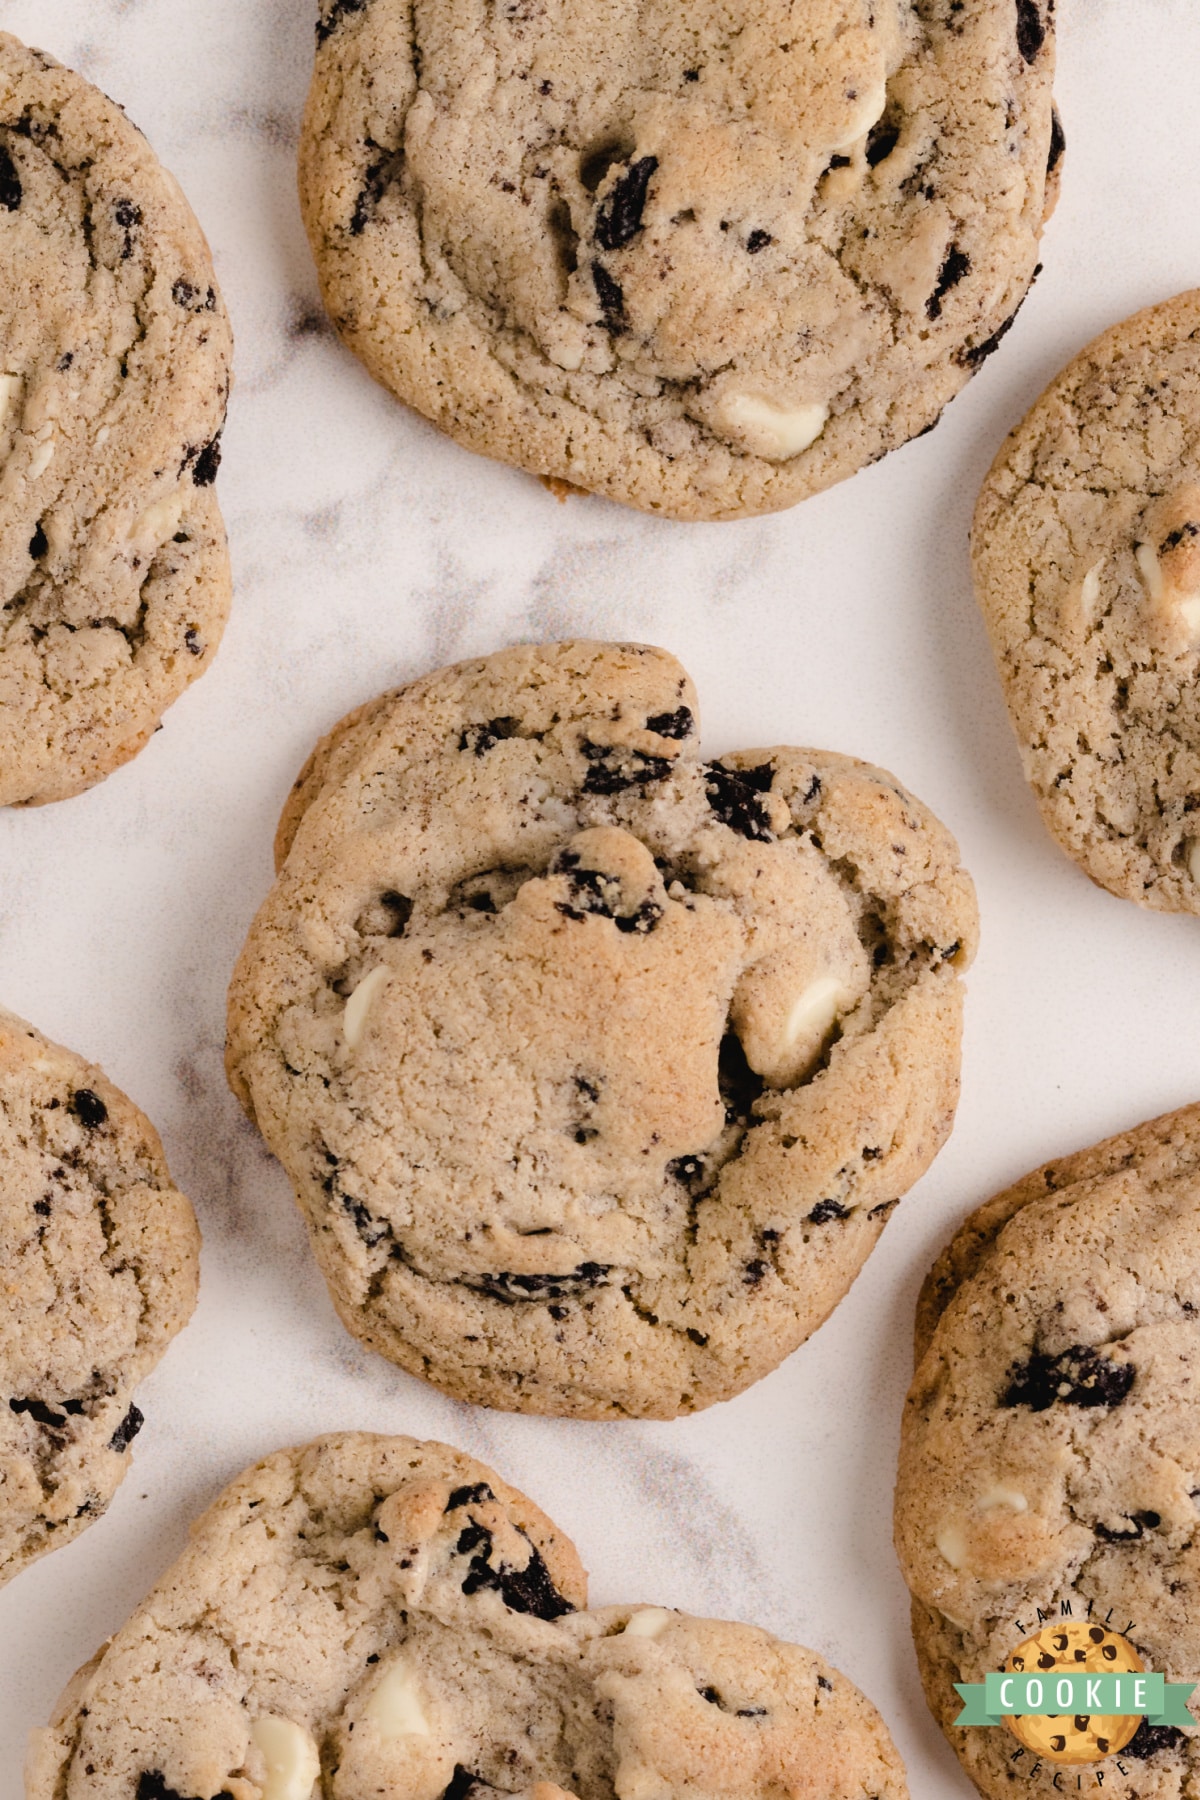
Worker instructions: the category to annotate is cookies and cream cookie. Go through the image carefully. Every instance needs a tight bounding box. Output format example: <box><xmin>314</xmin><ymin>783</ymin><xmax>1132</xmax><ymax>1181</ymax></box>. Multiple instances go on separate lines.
<box><xmin>895</xmin><ymin>1104</ymin><xmax>1200</xmax><ymax>1799</ymax></box>
<box><xmin>0</xmin><ymin>31</ymin><xmax>233</xmax><ymax>807</ymax></box>
<box><xmin>27</xmin><ymin>1431</ymin><xmax>910</xmax><ymax>1800</ymax></box>
<box><xmin>227</xmin><ymin>641</ymin><xmax>977</xmax><ymax>1418</ymax></box>
<box><xmin>0</xmin><ymin>1006</ymin><xmax>200</xmax><ymax>1588</ymax></box>
<box><xmin>299</xmin><ymin>0</ymin><xmax>1057</xmax><ymax>520</ymax></box>
<box><xmin>974</xmin><ymin>290</ymin><xmax>1200</xmax><ymax>912</ymax></box>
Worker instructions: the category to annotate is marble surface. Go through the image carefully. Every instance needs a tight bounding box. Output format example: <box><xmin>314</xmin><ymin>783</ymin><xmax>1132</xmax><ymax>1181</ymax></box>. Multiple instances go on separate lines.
<box><xmin>4</xmin><ymin>0</ymin><xmax>1200</xmax><ymax>1791</ymax></box>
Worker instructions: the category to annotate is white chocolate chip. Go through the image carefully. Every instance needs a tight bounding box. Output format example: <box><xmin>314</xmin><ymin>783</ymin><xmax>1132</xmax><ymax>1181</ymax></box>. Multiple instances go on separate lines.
<box><xmin>344</xmin><ymin>966</ymin><xmax>391</xmax><ymax>1050</ymax></box>
<box><xmin>250</xmin><ymin>1717</ymin><xmax>320</xmax><ymax>1800</ymax></box>
<box><xmin>1136</xmin><ymin>540</ymin><xmax>1164</xmax><ymax>603</ymax></box>
<box><xmin>132</xmin><ymin>490</ymin><xmax>186</xmax><ymax>551</ymax></box>
<box><xmin>977</xmin><ymin>1484</ymin><xmax>1028</xmax><ymax>1515</ymax></box>
<box><xmin>782</xmin><ymin>976</ymin><xmax>847</xmax><ymax>1056</ymax></box>
<box><xmin>1079</xmin><ymin>559</ymin><xmax>1104</xmax><ymax>620</ymax></box>
<box><xmin>1188</xmin><ymin>839</ymin><xmax>1200</xmax><ymax>886</ymax></box>
<box><xmin>364</xmin><ymin>1659</ymin><xmax>431</xmax><ymax>1739</ymax></box>
<box><xmin>709</xmin><ymin>393</ymin><xmax>829</xmax><ymax>461</ymax></box>
<box><xmin>27</xmin><ymin>431</ymin><xmax>55</xmax><ymax>479</ymax></box>
<box><xmin>621</xmin><ymin>1607</ymin><xmax>672</xmax><ymax>1639</ymax></box>
<box><xmin>935</xmin><ymin>1522</ymin><xmax>967</xmax><ymax>1570</ymax></box>
<box><xmin>0</xmin><ymin>373</ymin><xmax>20</xmax><ymax>431</ymax></box>
<box><xmin>828</xmin><ymin>76</ymin><xmax>887</xmax><ymax>152</ymax></box>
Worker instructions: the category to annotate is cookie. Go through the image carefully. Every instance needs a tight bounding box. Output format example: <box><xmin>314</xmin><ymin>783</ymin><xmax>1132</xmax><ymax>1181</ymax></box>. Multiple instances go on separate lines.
<box><xmin>894</xmin><ymin>1104</ymin><xmax>1200</xmax><ymax>1800</ymax></box>
<box><xmin>0</xmin><ymin>1006</ymin><xmax>200</xmax><ymax>1588</ymax></box>
<box><xmin>973</xmin><ymin>289</ymin><xmax>1200</xmax><ymax>913</ymax></box>
<box><xmin>227</xmin><ymin>641</ymin><xmax>977</xmax><ymax>1418</ymax></box>
<box><xmin>0</xmin><ymin>32</ymin><xmax>233</xmax><ymax>808</ymax></box>
<box><xmin>298</xmin><ymin>0</ymin><xmax>1057</xmax><ymax>522</ymax></box>
<box><xmin>27</xmin><ymin>1430</ymin><xmax>910</xmax><ymax>1800</ymax></box>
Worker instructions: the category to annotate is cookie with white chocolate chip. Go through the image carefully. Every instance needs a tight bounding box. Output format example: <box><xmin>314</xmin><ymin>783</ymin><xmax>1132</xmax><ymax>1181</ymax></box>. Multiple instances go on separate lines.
<box><xmin>894</xmin><ymin>1102</ymin><xmax>1200</xmax><ymax>1800</ymax></box>
<box><xmin>298</xmin><ymin>0</ymin><xmax>1057</xmax><ymax>521</ymax></box>
<box><xmin>973</xmin><ymin>289</ymin><xmax>1200</xmax><ymax>912</ymax></box>
<box><xmin>0</xmin><ymin>31</ymin><xmax>232</xmax><ymax>807</ymax></box>
<box><xmin>0</xmin><ymin>1005</ymin><xmax>200</xmax><ymax>1589</ymax></box>
<box><xmin>27</xmin><ymin>1431</ymin><xmax>911</xmax><ymax>1800</ymax></box>
<box><xmin>226</xmin><ymin>641</ymin><xmax>977</xmax><ymax>1418</ymax></box>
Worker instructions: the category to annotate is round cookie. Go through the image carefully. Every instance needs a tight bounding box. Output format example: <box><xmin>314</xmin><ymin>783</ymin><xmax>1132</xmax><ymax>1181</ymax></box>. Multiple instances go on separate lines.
<box><xmin>0</xmin><ymin>32</ymin><xmax>233</xmax><ymax>807</ymax></box>
<box><xmin>1002</xmin><ymin>1622</ymin><xmax>1142</xmax><ymax>1765</ymax></box>
<box><xmin>227</xmin><ymin>641</ymin><xmax>977</xmax><ymax>1418</ymax></box>
<box><xmin>298</xmin><ymin>0</ymin><xmax>1057</xmax><ymax>522</ymax></box>
<box><xmin>973</xmin><ymin>289</ymin><xmax>1200</xmax><ymax>913</ymax></box>
<box><xmin>894</xmin><ymin>1104</ymin><xmax>1200</xmax><ymax>1800</ymax></box>
<box><xmin>27</xmin><ymin>1430</ymin><xmax>910</xmax><ymax>1800</ymax></box>
<box><xmin>0</xmin><ymin>1006</ymin><xmax>200</xmax><ymax>1588</ymax></box>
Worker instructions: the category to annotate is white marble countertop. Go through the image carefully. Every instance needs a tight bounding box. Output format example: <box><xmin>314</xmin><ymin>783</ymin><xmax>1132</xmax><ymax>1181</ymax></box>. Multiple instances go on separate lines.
<box><xmin>3</xmin><ymin>0</ymin><xmax>1200</xmax><ymax>1792</ymax></box>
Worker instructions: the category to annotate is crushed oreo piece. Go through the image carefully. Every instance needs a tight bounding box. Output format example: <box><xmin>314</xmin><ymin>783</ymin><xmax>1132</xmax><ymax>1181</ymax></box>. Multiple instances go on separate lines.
<box><xmin>1016</xmin><ymin>0</ymin><xmax>1046</xmax><ymax>63</ymax></box>
<box><xmin>316</xmin><ymin>0</ymin><xmax>369</xmax><ymax>42</ymax></box>
<box><xmin>704</xmin><ymin>761</ymin><xmax>774</xmax><ymax>840</ymax></box>
<box><xmin>580</xmin><ymin>740</ymin><xmax>672</xmax><ymax>794</ymax></box>
<box><xmin>10</xmin><ymin>1396</ymin><xmax>69</xmax><ymax>1429</ymax></box>
<box><xmin>460</xmin><ymin>716</ymin><xmax>522</xmax><ymax>756</ymax></box>
<box><xmin>1094</xmin><ymin>1509</ymin><xmax>1160</xmax><ymax>1543</ymax></box>
<box><xmin>808</xmin><ymin>1200</ymin><xmax>850</xmax><ymax>1224</ymax></box>
<box><xmin>1125</xmin><ymin>1722</ymin><xmax>1187</xmax><ymax>1760</ymax></box>
<box><xmin>109</xmin><ymin>1404</ymin><xmax>144</xmax><ymax>1453</ymax></box>
<box><xmin>1048</xmin><ymin>105</ymin><xmax>1066</xmax><ymax>174</ymax></box>
<box><xmin>476</xmin><ymin>1264</ymin><xmax>610</xmax><ymax>1303</ymax></box>
<box><xmin>746</xmin><ymin>229</ymin><xmax>773</xmax><ymax>254</ymax></box>
<box><xmin>555</xmin><ymin>861</ymin><xmax>663</xmax><ymax>934</ymax></box>
<box><xmin>1002</xmin><ymin>1344</ymin><xmax>1135</xmax><ymax>1411</ymax></box>
<box><xmin>866</xmin><ymin>120</ymin><xmax>900</xmax><ymax>166</ymax></box>
<box><xmin>592</xmin><ymin>262</ymin><xmax>627</xmax><ymax>332</ymax></box>
<box><xmin>927</xmin><ymin>245</ymin><xmax>971</xmax><ymax>320</ymax></box>
<box><xmin>187</xmin><ymin>435</ymin><xmax>223</xmax><ymax>487</ymax></box>
<box><xmin>718</xmin><ymin>1031</ymin><xmax>764</xmax><ymax>1125</ymax></box>
<box><xmin>71</xmin><ymin>1088</ymin><xmax>108</xmax><ymax>1129</ymax></box>
<box><xmin>457</xmin><ymin>1520</ymin><xmax>575</xmax><ymax>1618</ymax></box>
<box><xmin>645</xmin><ymin>706</ymin><xmax>694</xmax><ymax>740</ymax></box>
<box><xmin>341</xmin><ymin>1193</ymin><xmax>390</xmax><ymax>1249</ymax></box>
<box><xmin>446</xmin><ymin>1482</ymin><xmax>495</xmax><ymax>1510</ymax></box>
<box><xmin>440</xmin><ymin>1769</ymin><xmax>481</xmax><ymax>1800</ymax></box>
<box><xmin>137</xmin><ymin>1778</ymin><xmax>233</xmax><ymax>1800</ymax></box>
<box><xmin>955</xmin><ymin>290</ymin><xmax>1029</xmax><ymax>370</ymax></box>
<box><xmin>350</xmin><ymin>146</ymin><xmax>406</xmax><ymax>235</ymax></box>
<box><xmin>28</xmin><ymin>522</ymin><xmax>47</xmax><ymax>560</ymax></box>
<box><xmin>184</xmin><ymin>628</ymin><xmax>203</xmax><ymax>656</ymax></box>
<box><xmin>596</xmin><ymin>156</ymin><xmax>658</xmax><ymax>250</ymax></box>
<box><xmin>0</xmin><ymin>143</ymin><xmax>21</xmax><ymax>211</ymax></box>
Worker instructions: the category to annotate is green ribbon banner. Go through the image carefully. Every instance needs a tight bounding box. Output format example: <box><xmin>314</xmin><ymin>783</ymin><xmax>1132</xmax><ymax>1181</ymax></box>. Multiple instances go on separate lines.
<box><xmin>954</xmin><ymin>1671</ymin><xmax>1196</xmax><ymax>1729</ymax></box>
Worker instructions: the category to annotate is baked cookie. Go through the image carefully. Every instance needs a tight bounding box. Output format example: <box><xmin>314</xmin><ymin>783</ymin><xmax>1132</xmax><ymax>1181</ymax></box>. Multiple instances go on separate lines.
<box><xmin>0</xmin><ymin>32</ymin><xmax>233</xmax><ymax>807</ymax></box>
<box><xmin>227</xmin><ymin>641</ymin><xmax>977</xmax><ymax>1418</ymax></box>
<box><xmin>298</xmin><ymin>0</ymin><xmax>1057</xmax><ymax>521</ymax></box>
<box><xmin>973</xmin><ymin>290</ymin><xmax>1200</xmax><ymax>913</ymax></box>
<box><xmin>894</xmin><ymin>1104</ymin><xmax>1200</xmax><ymax>1800</ymax></box>
<box><xmin>27</xmin><ymin>1431</ymin><xmax>910</xmax><ymax>1800</ymax></box>
<box><xmin>0</xmin><ymin>1006</ymin><xmax>200</xmax><ymax>1588</ymax></box>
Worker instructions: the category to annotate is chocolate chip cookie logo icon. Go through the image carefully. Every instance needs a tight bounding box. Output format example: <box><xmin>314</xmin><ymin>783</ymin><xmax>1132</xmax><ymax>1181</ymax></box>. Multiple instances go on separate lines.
<box><xmin>954</xmin><ymin>1621</ymin><xmax>1196</xmax><ymax>1767</ymax></box>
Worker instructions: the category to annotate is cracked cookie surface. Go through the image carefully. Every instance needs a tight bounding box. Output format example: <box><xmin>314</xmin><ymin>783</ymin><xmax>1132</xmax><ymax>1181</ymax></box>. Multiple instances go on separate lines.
<box><xmin>0</xmin><ymin>1006</ymin><xmax>199</xmax><ymax>1589</ymax></box>
<box><xmin>27</xmin><ymin>1430</ymin><xmax>910</xmax><ymax>1800</ymax></box>
<box><xmin>894</xmin><ymin>1104</ymin><xmax>1200</xmax><ymax>1799</ymax></box>
<box><xmin>299</xmin><ymin>0</ymin><xmax>1057</xmax><ymax>521</ymax></box>
<box><xmin>973</xmin><ymin>290</ymin><xmax>1200</xmax><ymax>913</ymax></box>
<box><xmin>226</xmin><ymin>641</ymin><xmax>977</xmax><ymax>1418</ymax></box>
<box><xmin>0</xmin><ymin>32</ymin><xmax>233</xmax><ymax>807</ymax></box>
